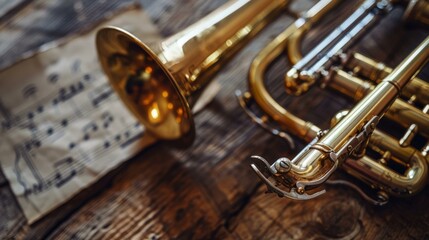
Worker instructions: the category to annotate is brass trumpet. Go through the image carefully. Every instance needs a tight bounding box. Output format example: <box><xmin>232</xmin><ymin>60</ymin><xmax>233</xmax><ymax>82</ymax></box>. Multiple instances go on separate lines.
<box><xmin>239</xmin><ymin>0</ymin><xmax>429</xmax><ymax>204</ymax></box>
<box><xmin>95</xmin><ymin>0</ymin><xmax>290</xmax><ymax>145</ymax></box>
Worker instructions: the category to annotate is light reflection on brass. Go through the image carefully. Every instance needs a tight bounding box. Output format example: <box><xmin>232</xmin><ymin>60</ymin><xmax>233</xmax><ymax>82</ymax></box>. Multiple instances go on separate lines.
<box><xmin>96</xmin><ymin>0</ymin><xmax>290</xmax><ymax>144</ymax></box>
<box><xmin>241</xmin><ymin>0</ymin><xmax>429</xmax><ymax>204</ymax></box>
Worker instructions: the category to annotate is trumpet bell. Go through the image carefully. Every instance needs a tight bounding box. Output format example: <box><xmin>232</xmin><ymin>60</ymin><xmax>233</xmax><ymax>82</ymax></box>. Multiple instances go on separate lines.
<box><xmin>96</xmin><ymin>27</ymin><xmax>195</xmax><ymax>142</ymax></box>
<box><xmin>96</xmin><ymin>0</ymin><xmax>291</xmax><ymax>144</ymax></box>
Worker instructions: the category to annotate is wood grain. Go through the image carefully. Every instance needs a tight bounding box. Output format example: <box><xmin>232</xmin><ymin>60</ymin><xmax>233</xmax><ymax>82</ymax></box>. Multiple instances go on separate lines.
<box><xmin>0</xmin><ymin>0</ymin><xmax>428</xmax><ymax>239</ymax></box>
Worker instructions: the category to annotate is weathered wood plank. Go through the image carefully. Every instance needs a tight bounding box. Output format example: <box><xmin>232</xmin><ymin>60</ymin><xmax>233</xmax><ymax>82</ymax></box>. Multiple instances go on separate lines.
<box><xmin>219</xmin><ymin>183</ymin><xmax>429</xmax><ymax>239</ymax></box>
<box><xmin>0</xmin><ymin>0</ymin><xmax>428</xmax><ymax>239</ymax></box>
<box><xmin>0</xmin><ymin>0</ymin><xmax>137</xmax><ymax>69</ymax></box>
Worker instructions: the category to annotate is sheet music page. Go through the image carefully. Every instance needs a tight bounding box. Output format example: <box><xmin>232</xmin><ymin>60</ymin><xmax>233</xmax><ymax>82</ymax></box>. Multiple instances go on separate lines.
<box><xmin>0</xmin><ymin>9</ymin><xmax>161</xmax><ymax>224</ymax></box>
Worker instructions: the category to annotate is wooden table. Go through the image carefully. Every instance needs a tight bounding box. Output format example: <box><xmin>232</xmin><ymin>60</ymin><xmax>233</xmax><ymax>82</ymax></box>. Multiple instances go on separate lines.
<box><xmin>1</xmin><ymin>0</ymin><xmax>429</xmax><ymax>239</ymax></box>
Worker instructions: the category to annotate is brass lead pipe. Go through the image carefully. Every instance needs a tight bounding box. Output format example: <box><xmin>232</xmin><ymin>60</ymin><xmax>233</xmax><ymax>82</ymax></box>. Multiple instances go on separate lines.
<box><xmin>330</xmin><ymin>69</ymin><xmax>429</xmax><ymax>139</ymax></box>
<box><xmin>158</xmin><ymin>0</ymin><xmax>289</xmax><ymax>94</ymax></box>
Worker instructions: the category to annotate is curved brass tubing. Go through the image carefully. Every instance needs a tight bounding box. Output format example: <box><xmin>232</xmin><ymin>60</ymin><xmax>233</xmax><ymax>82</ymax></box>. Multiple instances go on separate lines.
<box><xmin>284</xmin><ymin>14</ymin><xmax>429</xmax><ymax>141</ymax></box>
<box><xmin>248</xmin><ymin>0</ymin><xmax>339</xmax><ymax>143</ymax></box>
<box><xmin>343</xmin><ymin>130</ymin><xmax>428</xmax><ymax>198</ymax></box>
<box><xmin>96</xmin><ymin>0</ymin><xmax>290</xmax><ymax>145</ymax></box>
<box><xmin>244</xmin><ymin>0</ymin><xmax>429</xmax><ymax>203</ymax></box>
<box><xmin>330</xmin><ymin>111</ymin><xmax>428</xmax><ymax>198</ymax></box>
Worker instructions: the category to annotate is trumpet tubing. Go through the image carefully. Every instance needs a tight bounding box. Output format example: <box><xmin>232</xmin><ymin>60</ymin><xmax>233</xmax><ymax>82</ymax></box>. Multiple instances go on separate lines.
<box><xmin>96</xmin><ymin>0</ymin><xmax>289</xmax><ymax>144</ymax></box>
<box><xmin>242</xmin><ymin>0</ymin><xmax>429</xmax><ymax>204</ymax></box>
<box><xmin>247</xmin><ymin>0</ymin><xmax>341</xmax><ymax>143</ymax></box>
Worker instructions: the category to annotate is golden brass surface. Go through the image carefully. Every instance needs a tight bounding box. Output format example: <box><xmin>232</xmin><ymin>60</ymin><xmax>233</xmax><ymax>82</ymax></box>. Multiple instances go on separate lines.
<box><xmin>244</xmin><ymin>0</ymin><xmax>429</xmax><ymax>203</ymax></box>
<box><xmin>330</xmin><ymin>69</ymin><xmax>429</xmax><ymax>139</ymax></box>
<box><xmin>345</xmin><ymin>52</ymin><xmax>429</xmax><ymax>105</ymax></box>
<box><xmin>247</xmin><ymin>0</ymin><xmax>339</xmax><ymax>143</ymax></box>
<box><xmin>96</xmin><ymin>0</ymin><xmax>289</xmax><ymax>143</ymax></box>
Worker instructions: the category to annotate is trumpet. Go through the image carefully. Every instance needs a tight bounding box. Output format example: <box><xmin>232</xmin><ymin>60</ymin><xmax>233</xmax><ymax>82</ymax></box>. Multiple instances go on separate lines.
<box><xmin>239</xmin><ymin>0</ymin><xmax>429</xmax><ymax>204</ymax></box>
<box><xmin>95</xmin><ymin>0</ymin><xmax>290</xmax><ymax>145</ymax></box>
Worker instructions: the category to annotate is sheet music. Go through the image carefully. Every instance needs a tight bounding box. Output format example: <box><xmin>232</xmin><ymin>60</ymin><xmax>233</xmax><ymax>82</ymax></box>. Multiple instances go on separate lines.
<box><xmin>0</xmin><ymin>9</ymin><xmax>161</xmax><ymax>224</ymax></box>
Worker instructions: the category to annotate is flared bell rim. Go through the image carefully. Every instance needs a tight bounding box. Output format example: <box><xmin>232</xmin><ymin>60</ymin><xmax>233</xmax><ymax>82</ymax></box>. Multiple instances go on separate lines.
<box><xmin>95</xmin><ymin>26</ymin><xmax>195</xmax><ymax>145</ymax></box>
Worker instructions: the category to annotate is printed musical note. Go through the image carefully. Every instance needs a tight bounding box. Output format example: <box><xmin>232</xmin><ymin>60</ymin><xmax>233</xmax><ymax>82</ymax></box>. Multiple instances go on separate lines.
<box><xmin>22</xmin><ymin>84</ymin><xmax>38</xmax><ymax>99</ymax></box>
<box><xmin>47</xmin><ymin>127</ymin><xmax>54</xmax><ymax>135</ymax></box>
<box><xmin>48</xmin><ymin>73</ymin><xmax>60</xmax><ymax>84</ymax></box>
<box><xmin>101</xmin><ymin>111</ymin><xmax>114</xmax><ymax>128</ymax></box>
<box><xmin>120</xmin><ymin>131</ymin><xmax>144</xmax><ymax>149</ymax></box>
<box><xmin>82</xmin><ymin>122</ymin><xmax>98</xmax><ymax>140</ymax></box>
<box><xmin>23</xmin><ymin>139</ymin><xmax>42</xmax><ymax>151</ymax></box>
<box><xmin>90</xmin><ymin>83</ymin><xmax>114</xmax><ymax>107</ymax></box>
<box><xmin>53</xmin><ymin>157</ymin><xmax>78</xmax><ymax>188</ymax></box>
<box><xmin>55</xmin><ymin>81</ymin><xmax>85</xmax><ymax>103</ymax></box>
<box><xmin>17</xmin><ymin>155</ymin><xmax>80</xmax><ymax>196</ymax></box>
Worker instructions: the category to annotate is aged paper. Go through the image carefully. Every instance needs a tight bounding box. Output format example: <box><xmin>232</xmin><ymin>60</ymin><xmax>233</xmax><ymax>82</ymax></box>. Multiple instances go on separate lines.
<box><xmin>0</xmin><ymin>9</ymin><xmax>161</xmax><ymax>224</ymax></box>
